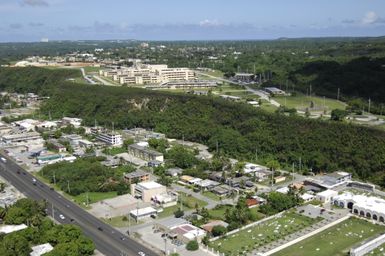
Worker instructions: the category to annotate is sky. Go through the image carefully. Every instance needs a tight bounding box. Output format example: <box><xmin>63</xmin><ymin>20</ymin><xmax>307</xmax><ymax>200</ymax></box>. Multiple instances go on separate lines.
<box><xmin>1</xmin><ymin>0</ymin><xmax>385</xmax><ymax>42</ymax></box>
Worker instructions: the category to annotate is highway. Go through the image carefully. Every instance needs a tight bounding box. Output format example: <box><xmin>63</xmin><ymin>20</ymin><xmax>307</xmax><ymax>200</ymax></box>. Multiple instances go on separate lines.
<box><xmin>0</xmin><ymin>155</ymin><xmax>158</xmax><ymax>256</ymax></box>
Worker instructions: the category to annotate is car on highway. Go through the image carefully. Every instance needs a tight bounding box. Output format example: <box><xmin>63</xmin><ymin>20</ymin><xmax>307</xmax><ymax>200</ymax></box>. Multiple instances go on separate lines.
<box><xmin>59</xmin><ymin>214</ymin><xmax>65</xmax><ymax>220</ymax></box>
<box><xmin>98</xmin><ymin>227</ymin><xmax>103</xmax><ymax>231</ymax></box>
<box><xmin>138</xmin><ymin>252</ymin><xmax>146</xmax><ymax>256</ymax></box>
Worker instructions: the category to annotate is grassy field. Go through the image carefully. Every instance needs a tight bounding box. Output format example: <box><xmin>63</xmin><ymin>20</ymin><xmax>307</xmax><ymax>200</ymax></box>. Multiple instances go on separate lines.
<box><xmin>83</xmin><ymin>66</ymin><xmax>101</xmax><ymax>73</ymax></box>
<box><xmin>157</xmin><ymin>193</ymin><xmax>208</xmax><ymax>218</ymax></box>
<box><xmin>210</xmin><ymin>211</ymin><xmax>320</xmax><ymax>255</ymax></box>
<box><xmin>179</xmin><ymin>192</ymin><xmax>208</xmax><ymax>208</ymax></box>
<box><xmin>273</xmin><ymin>218</ymin><xmax>385</xmax><ymax>256</ymax></box>
<box><xmin>274</xmin><ymin>93</ymin><xmax>346</xmax><ymax>112</ymax></box>
<box><xmin>73</xmin><ymin>191</ymin><xmax>118</xmax><ymax>206</ymax></box>
<box><xmin>208</xmin><ymin>205</ymin><xmax>233</xmax><ymax>220</ymax></box>
<box><xmin>202</xmin><ymin>191</ymin><xmax>221</xmax><ymax>201</ymax></box>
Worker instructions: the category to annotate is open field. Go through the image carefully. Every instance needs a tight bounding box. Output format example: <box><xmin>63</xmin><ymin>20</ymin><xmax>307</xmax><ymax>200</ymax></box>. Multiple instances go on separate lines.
<box><xmin>202</xmin><ymin>191</ymin><xmax>221</xmax><ymax>201</ymax></box>
<box><xmin>210</xmin><ymin>211</ymin><xmax>321</xmax><ymax>256</ymax></box>
<box><xmin>157</xmin><ymin>193</ymin><xmax>208</xmax><ymax>218</ymax></box>
<box><xmin>274</xmin><ymin>93</ymin><xmax>347</xmax><ymax>112</ymax></box>
<box><xmin>73</xmin><ymin>191</ymin><xmax>118</xmax><ymax>205</ymax></box>
<box><xmin>273</xmin><ymin>217</ymin><xmax>385</xmax><ymax>256</ymax></box>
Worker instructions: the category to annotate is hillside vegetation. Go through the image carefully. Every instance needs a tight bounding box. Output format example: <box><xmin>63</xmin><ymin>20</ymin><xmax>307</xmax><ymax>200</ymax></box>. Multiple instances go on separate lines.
<box><xmin>1</xmin><ymin>67</ymin><xmax>385</xmax><ymax>186</ymax></box>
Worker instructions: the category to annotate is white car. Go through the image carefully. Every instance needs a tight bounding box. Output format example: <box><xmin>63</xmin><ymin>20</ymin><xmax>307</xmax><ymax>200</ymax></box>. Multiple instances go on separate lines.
<box><xmin>59</xmin><ymin>214</ymin><xmax>65</xmax><ymax>220</ymax></box>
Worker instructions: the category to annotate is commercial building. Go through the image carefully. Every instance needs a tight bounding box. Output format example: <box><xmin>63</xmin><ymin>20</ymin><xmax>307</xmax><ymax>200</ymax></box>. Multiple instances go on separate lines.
<box><xmin>128</xmin><ymin>143</ymin><xmax>164</xmax><ymax>162</ymax></box>
<box><xmin>152</xmin><ymin>193</ymin><xmax>178</xmax><ymax>208</ymax></box>
<box><xmin>124</xmin><ymin>170</ymin><xmax>150</xmax><ymax>183</ymax></box>
<box><xmin>131</xmin><ymin>181</ymin><xmax>167</xmax><ymax>202</ymax></box>
<box><xmin>234</xmin><ymin>73</ymin><xmax>254</xmax><ymax>83</ymax></box>
<box><xmin>333</xmin><ymin>192</ymin><xmax>385</xmax><ymax>223</ymax></box>
<box><xmin>101</xmin><ymin>64</ymin><xmax>196</xmax><ymax>86</ymax></box>
<box><xmin>123</xmin><ymin>128</ymin><xmax>165</xmax><ymax>142</ymax></box>
<box><xmin>154</xmin><ymin>218</ymin><xmax>206</xmax><ymax>243</ymax></box>
<box><xmin>2</xmin><ymin>132</ymin><xmax>42</xmax><ymax>144</ymax></box>
<box><xmin>316</xmin><ymin>189</ymin><xmax>338</xmax><ymax>203</ymax></box>
<box><xmin>130</xmin><ymin>207</ymin><xmax>157</xmax><ymax>221</ymax></box>
<box><xmin>96</xmin><ymin>132</ymin><xmax>123</xmax><ymax>146</ymax></box>
<box><xmin>61</xmin><ymin>117</ymin><xmax>82</xmax><ymax>127</ymax></box>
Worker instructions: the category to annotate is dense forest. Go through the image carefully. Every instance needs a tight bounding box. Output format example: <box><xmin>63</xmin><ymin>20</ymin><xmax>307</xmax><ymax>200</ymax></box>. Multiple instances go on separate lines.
<box><xmin>1</xmin><ymin>67</ymin><xmax>385</xmax><ymax>186</ymax></box>
<box><xmin>289</xmin><ymin>57</ymin><xmax>385</xmax><ymax>113</ymax></box>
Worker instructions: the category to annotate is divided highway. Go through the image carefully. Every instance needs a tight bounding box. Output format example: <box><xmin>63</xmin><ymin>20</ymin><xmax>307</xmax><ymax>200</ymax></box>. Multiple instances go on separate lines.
<box><xmin>0</xmin><ymin>155</ymin><xmax>158</xmax><ymax>256</ymax></box>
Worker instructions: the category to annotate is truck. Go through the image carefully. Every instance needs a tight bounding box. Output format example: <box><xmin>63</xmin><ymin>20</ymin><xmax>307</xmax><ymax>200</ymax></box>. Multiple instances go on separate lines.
<box><xmin>0</xmin><ymin>157</ymin><xmax>7</xmax><ymax>163</ymax></box>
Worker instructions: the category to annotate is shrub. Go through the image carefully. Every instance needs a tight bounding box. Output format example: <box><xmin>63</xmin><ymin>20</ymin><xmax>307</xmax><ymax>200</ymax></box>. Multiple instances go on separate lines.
<box><xmin>186</xmin><ymin>240</ymin><xmax>199</xmax><ymax>251</ymax></box>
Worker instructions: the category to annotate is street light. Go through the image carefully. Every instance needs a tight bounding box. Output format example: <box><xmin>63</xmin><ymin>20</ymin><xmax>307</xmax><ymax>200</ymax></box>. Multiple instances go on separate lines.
<box><xmin>163</xmin><ymin>236</ymin><xmax>167</xmax><ymax>255</ymax></box>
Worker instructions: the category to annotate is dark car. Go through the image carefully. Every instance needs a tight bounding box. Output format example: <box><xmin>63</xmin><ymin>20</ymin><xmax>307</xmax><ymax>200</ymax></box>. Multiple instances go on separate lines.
<box><xmin>98</xmin><ymin>227</ymin><xmax>103</xmax><ymax>231</ymax></box>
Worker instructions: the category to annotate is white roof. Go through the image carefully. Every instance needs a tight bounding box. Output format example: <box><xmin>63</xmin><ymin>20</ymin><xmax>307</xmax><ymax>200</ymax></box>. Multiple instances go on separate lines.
<box><xmin>190</xmin><ymin>178</ymin><xmax>202</xmax><ymax>184</ymax></box>
<box><xmin>301</xmin><ymin>193</ymin><xmax>315</xmax><ymax>201</ymax></box>
<box><xmin>138</xmin><ymin>181</ymin><xmax>164</xmax><ymax>190</ymax></box>
<box><xmin>334</xmin><ymin>192</ymin><xmax>385</xmax><ymax>215</ymax></box>
<box><xmin>183</xmin><ymin>228</ymin><xmax>206</xmax><ymax>240</ymax></box>
<box><xmin>0</xmin><ymin>224</ymin><xmax>28</xmax><ymax>234</ymax></box>
<box><xmin>30</xmin><ymin>243</ymin><xmax>54</xmax><ymax>256</ymax></box>
<box><xmin>130</xmin><ymin>207</ymin><xmax>157</xmax><ymax>216</ymax></box>
<box><xmin>276</xmin><ymin>187</ymin><xmax>289</xmax><ymax>194</ymax></box>
<box><xmin>317</xmin><ymin>189</ymin><xmax>338</xmax><ymax>197</ymax></box>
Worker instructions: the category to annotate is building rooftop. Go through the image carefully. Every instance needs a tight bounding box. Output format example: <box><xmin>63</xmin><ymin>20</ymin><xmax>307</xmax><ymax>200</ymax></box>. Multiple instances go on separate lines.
<box><xmin>0</xmin><ymin>224</ymin><xmax>28</xmax><ymax>234</ymax></box>
<box><xmin>137</xmin><ymin>181</ymin><xmax>164</xmax><ymax>190</ymax></box>
<box><xmin>130</xmin><ymin>207</ymin><xmax>157</xmax><ymax>216</ymax></box>
<box><xmin>30</xmin><ymin>243</ymin><xmax>54</xmax><ymax>256</ymax></box>
<box><xmin>128</xmin><ymin>144</ymin><xmax>163</xmax><ymax>156</ymax></box>
<box><xmin>334</xmin><ymin>192</ymin><xmax>385</xmax><ymax>215</ymax></box>
<box><xmin>124</xmin><ymin>170</ymin><xmax>148</xmax><ymax>179</ymax></box>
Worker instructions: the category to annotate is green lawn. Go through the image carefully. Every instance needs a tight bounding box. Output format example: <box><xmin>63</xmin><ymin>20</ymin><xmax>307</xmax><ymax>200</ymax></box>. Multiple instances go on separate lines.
<box><xmin>102</xmin><ymin>146</ymin><xmax>127</xmax><ymax>155</ymax></box>
<box><xmin>274</xmin><ymin>93</ymin><xmax>346</xmax><ymax>112</ymax></box>
<box><xmin>73</xmin><ymin>191</ymin><xmax>118</xmax><ymax>206</ymax></box>
<box><xmin>179</xmin><ymin>192</ymin><xmax>208</xmax><ymax>208</ymax></box>
<box><xmin>273</xmin><ymin>218</ymin><xmax>385</xmax><ymax>256</ymax></box>
<box><xmin>83</xmin><ymin>66</ymin><xmax>101</xmax><ymax>73</ymax></box>
<box><xmin>210</xmin><ymin>211</ymin><xmax>321</xmax><ymax>256</ymax></box>
<box><xmin>157</xmin><ymin>205</ymin><xmax>184</xmax><ymax>219</ymax></box>
<box><xmin>202</xmin><ymin>191</ymin><xmax>221</xmax><ymax>201</ymax></box>
<box><xmin>157</xmin><ymin>193</ymin><xmax>208</xmax><ymax>218</ymax></box>
<box><xmin>208</xmin><ymin>205</ymin><xmax>233</xmax><ymax>220</ymax></box>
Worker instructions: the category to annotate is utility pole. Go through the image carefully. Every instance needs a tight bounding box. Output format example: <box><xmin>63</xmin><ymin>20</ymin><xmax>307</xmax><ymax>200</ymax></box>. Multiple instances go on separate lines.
<box><xmin>255</xmin><ymin>148</ymin><xmax>258</xmax><ymax>161</ymax></box>
<box><xmin>53</xmin><ymin>171</ymin><xmax>56</xmax><ymax>186</ymax></box>
<box><xmin>67</xmin><ymin>180</ymin><xmax>70</xmax><ymax>194</ymax></box>
<box><xmin>86</xmin><ymin>191</ymin><xmax>89</xmax><ymax>206</ymax></box>
<box><xmin>216</xmin><ymin>141</ymin><xmax>219</xmax><ymax>154</ymax></box>
<box><xmin>52</xmin><ymin>203</ymin><xmax>55</xmax><ymax>219</ymax></box>
<box><xmin>368</xmin><ymin>98</ymin><xmax>371</xmax><ymax>114</ymax></box>
<box><xmin>337</xmin><ymin>88</ymin><xmax>340</xmax><ymax>101</ymax></box>
<box><xmin>136</xmin><ymin>201</ymin><xmax>139</xmax><ymax>223</ymax></box>
<box><xmin>299</xmin><ymin>157</ymin><xmax>302</xmax><ymax>172</ymax></box>
<box><xmin>292</xmin><ymin>162</ymin><xmax>295</xmax><ymax>180</ymax></box>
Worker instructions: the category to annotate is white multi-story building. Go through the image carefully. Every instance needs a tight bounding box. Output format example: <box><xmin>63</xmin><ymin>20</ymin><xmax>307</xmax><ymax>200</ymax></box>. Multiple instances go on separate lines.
<box><xmin>96</xmin><ymin>132</ymin><xmax>122</xmax><ymax>146</ymax></box>
<box><xmin>100</xmin><ymin>64</ymin><xmax>195</xmax><ymax>85</ymax></box>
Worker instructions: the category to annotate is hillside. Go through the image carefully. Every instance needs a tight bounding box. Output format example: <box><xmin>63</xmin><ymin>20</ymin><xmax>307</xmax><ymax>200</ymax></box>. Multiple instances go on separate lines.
<box><xmin>290</xmin><ymin>57</ymin><xmax>385</xmax><ymax>111</ymax></box>
<box><xmin>1</xmin><ymin>67</ymin><xmax>385</xmax><ymax>186</ymax></box>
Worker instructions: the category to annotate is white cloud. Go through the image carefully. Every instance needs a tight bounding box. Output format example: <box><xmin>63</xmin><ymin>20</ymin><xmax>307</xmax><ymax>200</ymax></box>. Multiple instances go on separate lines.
<box><xmin>20</xmin><ymin>0</ymin><xmax>49</xmax><ymax>7</ymax></box>
<box><xmin>361</xmin><ymin>11</ymin><xmax>378</xmax><ymax>25</ymax></box>
<box><xmin>199</xmin><ymin>19</ymin><xmax>220</xmax><ymax>27</ymax></box>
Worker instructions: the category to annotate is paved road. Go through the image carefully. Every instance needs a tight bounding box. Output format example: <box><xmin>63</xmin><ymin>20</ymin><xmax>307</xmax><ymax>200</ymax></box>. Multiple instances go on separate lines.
<box><xmin>196</xmin><ymin>71</ymin><xmax>281</xmax><ymax>107</ymax></box>
<box><xmin>0</xmin><ymin>155</ymin><xmax>158</xmax><ymax>256</ymax></box>
<box><xmin>93</xmin><ymin>75</ymin><xmax>114</xmax><ymax>86</ymax></box>
<box><xmin>80</xmin><ymin>68</ymin><xmax>96</xmax><ymax>84</ymax></box>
